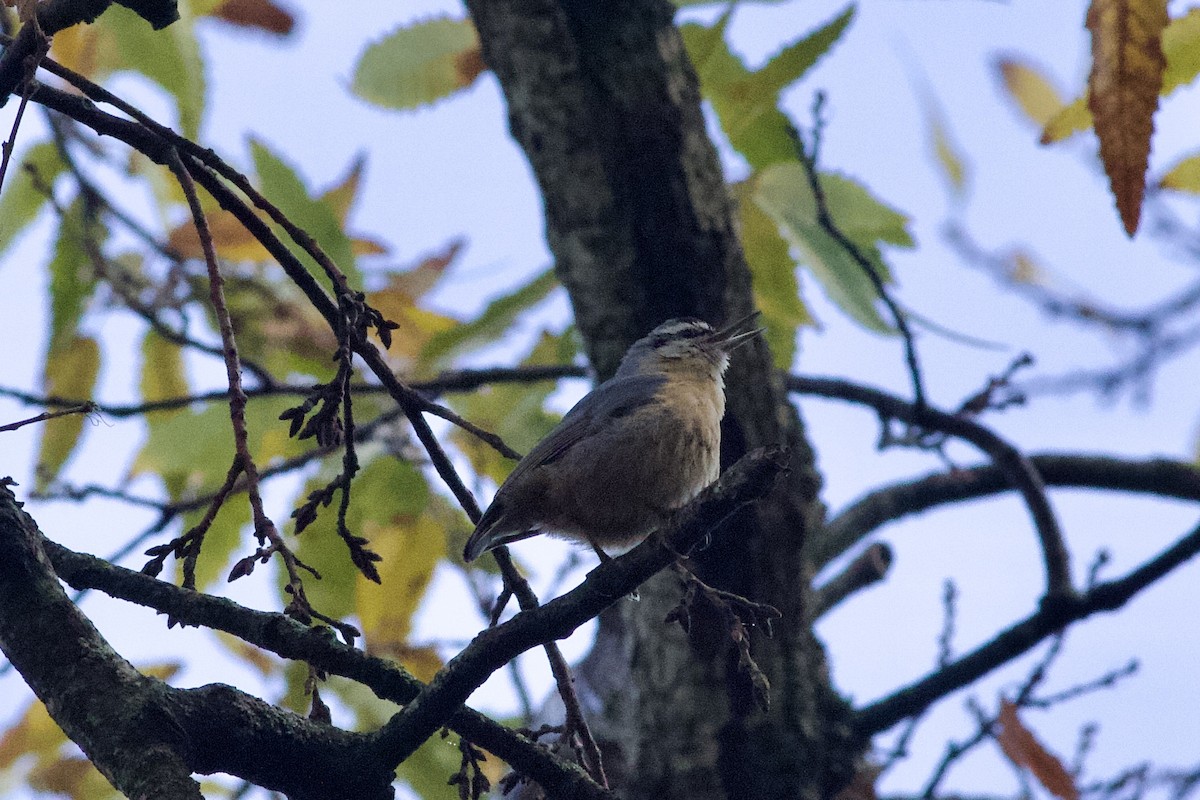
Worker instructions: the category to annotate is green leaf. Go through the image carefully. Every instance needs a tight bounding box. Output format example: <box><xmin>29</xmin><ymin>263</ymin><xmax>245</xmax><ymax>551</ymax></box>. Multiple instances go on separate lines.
<box><xmin>753</xmin><ymin>163</ymin><xmax>912</xmax><ymax>333</ymax></box>
<box><xmin>0</xmin><ymin>141</ymin><xmax>65</xmax><ymax>262</ymax></box>
<box><xmin>250</xmin><ymin>139</ymin><xmax>361</xmax><ymax>287</ymax></box>
<box><xmin>1162</xmin><ymin>8</ymin><xmax>1200</xmax><ymax>95</ymax></box>
<box><xmin>420</xmin><ymin>268</ymin><xmax>558</xmax><ymax>370</ymax></box>
<box><xmin>352</xmin><ymin>17</ymin><xmax>485</xmax><ymax>111</ymax></box>
<box><xmin>1158</xmin><ymin>151</ymin><xmax>1200</xmax><ymax>193</ymax></box>
<box><xmin>36</xmin><ymin>336</ymin><xmax>100</xmax><ymax>490</ymax></box>
<box><xmin>46</xmin><ymin>199</ymin><xmax>99</xmax><ymax>353</ymax></box>
<box><xmin>179</xmin><ymin>496</ymin><xmax>251</xmax><ymax>591</ymax></box>
<box><xmin>139</xmin><ymin>329</ymin><xmax>189</xmax><ymax>421</ymax></box>
<box><xmin>733</xmin><ymin>180</ymin><xmax>810</xmax><ymax>369</ymax></box>
<box><xmin>683</xmin><ymin>6</ymin><xmax>854</xmax><ymax>168</ymax></box>
<box><xmin>133</xmin><ymin>396</ymin><xmax>303</xmax><ymax>493</ymax></box>
<box><xmin>106</xmin><ymin>4</ymin><xmax>205</xmax><ymax>138</ymax></box>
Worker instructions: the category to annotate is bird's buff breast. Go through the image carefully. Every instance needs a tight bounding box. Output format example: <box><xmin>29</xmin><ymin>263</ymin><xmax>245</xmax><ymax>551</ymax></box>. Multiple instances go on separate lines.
<box><xmin>534</xmin><ymin>383</ymin><xmax>723</xmax><ymax>546</ymax></box>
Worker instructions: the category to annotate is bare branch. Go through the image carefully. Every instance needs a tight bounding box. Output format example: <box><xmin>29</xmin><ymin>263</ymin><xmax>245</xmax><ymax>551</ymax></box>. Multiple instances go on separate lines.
<box><xmin>371</xmin><ymin>447</ymin><xmax>788</xmax><ymax>769</ymax></box>
<box><xmin>790</xmin><ymin>374</ymin><xmax>1073</xmax><ymax>599</ymax></box>
<box><xmin>817</xmin><ymin>452</ymin><xmax>1200</xmax><ymax>568</ymax></box>
<box><xmin>852</xmin><ymin>513</ymin><xmax>1200</xmax><ymax>736</ymax></box>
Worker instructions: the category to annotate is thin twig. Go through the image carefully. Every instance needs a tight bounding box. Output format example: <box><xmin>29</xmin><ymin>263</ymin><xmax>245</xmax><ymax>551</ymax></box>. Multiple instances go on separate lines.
<box><xmin>789</xmin><ymin>98</ymin><xmax>927</xmax><ymax>411</ymax></box>
<box><xmin>791</xmin><ymin>374</ymin><xmax>1073</xmax><ymax>600</ymax></box>
<box><xmin>0</xmin><ymin>402</ymin><xmax>96</xmax><ymax>433</ymax></box>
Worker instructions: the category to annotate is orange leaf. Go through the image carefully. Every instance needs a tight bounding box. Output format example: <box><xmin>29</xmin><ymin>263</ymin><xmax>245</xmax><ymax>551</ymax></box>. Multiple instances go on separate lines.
<box><xmin>1085</xmin><ymin>0</ymin><xmax>1169</xmax><ymax>237</ymax></box>
<box><xmin>167</xmin><ymin>210</ymin><xmax>272</xmax><ymax>262</ymax></box>
<box><xmin>996</xmin><ymin>700</ymin><xmax>1079</xmax><ymax>800</ymax></box>
<box><xmin>210</xmin><ymin>0</ymin><xmax>295</xmax><ymax>36</ymax></box>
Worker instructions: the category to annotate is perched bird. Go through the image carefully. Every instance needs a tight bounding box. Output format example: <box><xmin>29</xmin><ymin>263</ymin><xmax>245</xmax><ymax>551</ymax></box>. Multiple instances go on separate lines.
<box><xmin>462</xmin><ymin>313</ymin><xmax>761</xmax><ymax>562</ymax></box>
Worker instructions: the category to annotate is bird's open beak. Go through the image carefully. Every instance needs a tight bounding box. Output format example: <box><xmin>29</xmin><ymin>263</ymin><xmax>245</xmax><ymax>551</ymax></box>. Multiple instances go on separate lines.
<box><xmin>710</xmin><ymin>310</ymin><xmax>764</xmax><ymax>351</ymax></box>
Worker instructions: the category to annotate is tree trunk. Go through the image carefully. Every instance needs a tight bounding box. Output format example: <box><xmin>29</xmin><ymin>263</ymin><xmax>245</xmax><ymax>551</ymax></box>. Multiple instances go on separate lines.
<box><xmin>465</xmin><ymin>1</ymin><xmax>861</xmax><ymax>797</ymax></box>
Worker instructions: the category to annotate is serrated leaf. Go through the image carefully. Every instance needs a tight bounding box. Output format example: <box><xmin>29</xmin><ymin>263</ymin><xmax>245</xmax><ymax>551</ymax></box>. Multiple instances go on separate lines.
<box><xmin>996</xmin><ymin>58</ymin><xmax>1066</xmax><ymax>128</ymax></box>
<box><xmin>139</xmin><ymin>330</ymin><xmax>189</xmax><ymax>422</ymax></box>
<box><xmin>1041</xmin><ymin>9</ymin><xmax>1196</xmax><ymax>147</ymax></box>
<box><xmin>1086</xmin><ymin>0</ymin><xmax>1168</xmax><ymax>237</ymax></box>
<box><xmin>753</xmin><ymin>163</ymin><xmax>912</xmax><ymax>333</ymax></box>
<box><xmin>421</xmin><ymin>268</ymin><xmax>558</xmax><ymax>371</ymax></box>
<box><xmin>352</xmin><ymin>17</ymin><xmax>485</xmax><ymax>111</ymax></box>
<box><xmin>0</xmin><ymin>141</ymin><xmax>66</xmax><ymax>262</ymax></box>
<box><xmin>996</xmin><ymin>701</ymin><xmax>1080</xmax><ymax>800</ymax></box>
<box><xmin>683</xmin><ymin>6</ymin><xmax>854</xmax><ymax>169</ymax></box>
<box><xmin>36</xmin><ymin>336</ymin><xmax>99</xmax><ymax>490</ymax></box>
<box><xmin>1158</xmin><ymin>151</ymin><xmax>1200</xmax><ymax>192</ymax></box>
<box><xmin>250</xmin><ymin>139</ymin><xmax>361</xmax><ymax>287</ymax></box>
<box><xmin>734</xmin><ymin>180</ymin><xmax>809</xmax><ymax>369</ymax></box>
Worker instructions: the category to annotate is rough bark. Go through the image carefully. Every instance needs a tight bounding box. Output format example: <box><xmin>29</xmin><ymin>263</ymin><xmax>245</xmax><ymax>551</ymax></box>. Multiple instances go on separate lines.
<box><xmin>465</xmin><ymin>1</ymin><xmax>859</xmax><ymax>797</ymax></box>
<box><xmin>0</xmin><ymin>483</ymin><xmax>395</xmax><ymax>800</ymax></box>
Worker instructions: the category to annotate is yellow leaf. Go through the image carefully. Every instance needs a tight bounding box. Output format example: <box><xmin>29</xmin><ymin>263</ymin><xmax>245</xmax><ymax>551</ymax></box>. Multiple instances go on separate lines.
<box><xmin>216</xmin><ymin>632</ymin><xmax>280</xmax><ymax>677</ymax></box>
<box><xmin>997</xmin><ymin>58</ymin><xmax>1066</xmax><ymax>127</ymax></box>
<box><xmin>1085</xmin><ymin>0</ymin><xmax>1168</xmax><ymax>236</ymax></box>
<box><xmin>1040</xmin><ymin>96</ymin><xmax>1092</xmax><ymax>144</ymax></box>
<box><xmin>1162</xmin><ymin>8</ymin><xmax>1200</xmax><ymax>94</ymax></box>
<box><xmin>1159</xmin><ymin>151</ymin><xmax>1200</xmax><ymax>192</ymax></box>
<box><xmin>924</xmin><ymin>102</ymin><xmax>968</xmax><ymax>196</ymax></box>
<box><xmin>393</xmin><ymin>644</ymin><xmax>444</xmax><ymax>683</ymax></box>
<box><xmin>357</xmin><ymin>511</ymin><xmax>445</xmax><ymax>648</ymax></box>
<box><xmin>0</xmin><ymin>700</ymin><xmax>66</xmax><ymax>769</ymax></box>
<box><xmin>36</xmin><ymin>335</ymin><xmax>100</xmax><ymax>490</ymax></box>
<box><xmin>996</xmin><ymin>700</ymin><xmax>1079</xmax><ymax>800</ymax></box>
<box><xmin>320</xmin><ymin>154</ymin><xmax>366</xmax><ymax>226</ymax></box>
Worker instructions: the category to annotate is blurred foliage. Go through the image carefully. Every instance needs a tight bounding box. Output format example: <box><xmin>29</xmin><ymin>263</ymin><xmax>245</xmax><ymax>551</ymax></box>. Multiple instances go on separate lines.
<box><xmin>3</xmin><ymin>0</ymin><xmax>1200</xmax><ymax>797</ymax></box>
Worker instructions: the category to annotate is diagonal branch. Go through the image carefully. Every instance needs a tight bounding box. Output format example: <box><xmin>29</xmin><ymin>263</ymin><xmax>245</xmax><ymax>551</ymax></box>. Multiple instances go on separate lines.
<box><xmin>816</xmin><ymin>453</ymin><xmax>1200</xmax><ymax>569</ymax></box>
<box><xmin>0</xmin><ymin>480</ymin><xmax>394</xmax><ymax>800</ymax></box>
<box><xmin>788</xmin><ymin>374</ymin><xmax>1074</xmax><ymax>600</ymax></box>
<box><xmin>370</xmin><ymin>447</ymin><xmax>788</xmax><ymax>768</ymax></box>
<box><xmin>43</xmin><ymin>538</ymin><xmax>614</xmax><ymax>800</ymax></box>
<box><xmin>852</xmin><ymin>513</ymin><xmax>1200</xmax><ymax>737</ymax></box>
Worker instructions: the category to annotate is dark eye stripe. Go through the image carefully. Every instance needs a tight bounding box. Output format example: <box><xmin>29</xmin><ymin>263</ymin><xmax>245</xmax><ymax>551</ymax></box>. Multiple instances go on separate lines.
<box><xmin>649</xmin><ymin>319</ymin><xmax>711</xmax><ymax>344</ymax></box>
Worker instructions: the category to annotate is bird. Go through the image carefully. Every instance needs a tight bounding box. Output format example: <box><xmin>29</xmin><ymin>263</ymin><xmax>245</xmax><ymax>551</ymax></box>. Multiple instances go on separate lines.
<box><xmin>462</xmin><ymin>313</ymin><xmax>761</xmax><ymax>563</ymax></box>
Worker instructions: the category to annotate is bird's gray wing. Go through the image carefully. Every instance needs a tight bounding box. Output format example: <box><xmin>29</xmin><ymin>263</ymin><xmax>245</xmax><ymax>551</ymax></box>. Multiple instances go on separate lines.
<box><xmin>496</xmin><ymin>372</ymin><xmax>666</xmax><ymax>491</ymax></box>
<box><xmin>466</xmin><ymin>373</ymin><xmax>665</xmax><ymax>559</ymax></box>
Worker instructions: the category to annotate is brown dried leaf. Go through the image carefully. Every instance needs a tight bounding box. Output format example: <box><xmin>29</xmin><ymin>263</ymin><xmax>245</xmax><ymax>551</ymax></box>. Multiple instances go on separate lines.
<box><xmin>211</xmin><ymin>0</ymin><xmax>295</xmax><ymax>35</ymax></box>
<box><xmin>1086</xmin><ymin>0</ymin><xmax>1169</xmax><ymax>237</ymax></box>
<box><xmin>996</xmin><ymin>700</ymin><xmax>1080</xmax><ymax>800</ymax></box>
